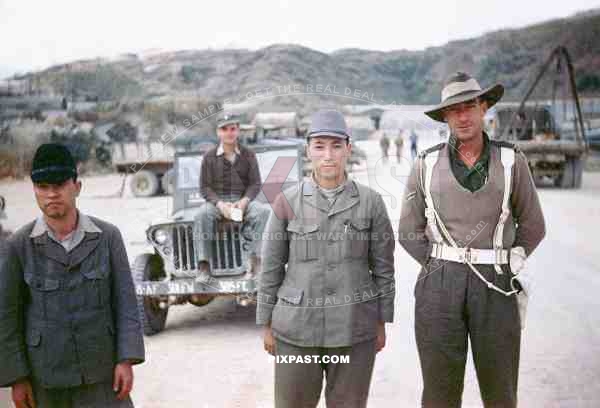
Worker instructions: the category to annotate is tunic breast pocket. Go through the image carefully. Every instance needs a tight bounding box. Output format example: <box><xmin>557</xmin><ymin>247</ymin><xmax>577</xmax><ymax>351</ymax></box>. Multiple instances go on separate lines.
<box><xmin>344</xmin><ymin>220</ymin><xmax>371</xmax><ymax>260</ymax></box>
<box><xmin>80</xmin><ymin>263</ymin><xmax>111</xmax><ymax>310</ymax></box>
<box><xmin>286</xmin><ymin>222</ymin><xmax>320</xmax><ymax>262</ymax></box>
<box><xmin>24</xmin><ymin>274</ymin><xmax>61</xmax><ymax>317</ymax></box>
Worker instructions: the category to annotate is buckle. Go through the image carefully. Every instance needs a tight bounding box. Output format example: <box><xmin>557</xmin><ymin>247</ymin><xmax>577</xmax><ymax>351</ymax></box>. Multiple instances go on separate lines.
<box><xmin>495</xmin><ymin>249</ymin><xmax>504</xmax><ymax>264</ymax></box>
<box><xmin>463</xmin><ymin>248</ymin><xmax>472</xmax><ymax>263</ymax></box>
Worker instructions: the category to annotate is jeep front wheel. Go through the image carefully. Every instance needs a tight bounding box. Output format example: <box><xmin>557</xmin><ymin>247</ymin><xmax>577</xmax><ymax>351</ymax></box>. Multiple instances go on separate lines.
<box><xmin>134</xmin><ymin>254</ymin><xmax>168</xmax><ymax>335</ymax></box>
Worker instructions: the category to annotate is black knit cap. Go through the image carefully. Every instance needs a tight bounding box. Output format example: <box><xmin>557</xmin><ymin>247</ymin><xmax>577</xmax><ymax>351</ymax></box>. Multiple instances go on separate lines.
<box><xmin>31</xmin><ymin>143</ymin><xmax>77</xmax><ymax>184</ymax></box>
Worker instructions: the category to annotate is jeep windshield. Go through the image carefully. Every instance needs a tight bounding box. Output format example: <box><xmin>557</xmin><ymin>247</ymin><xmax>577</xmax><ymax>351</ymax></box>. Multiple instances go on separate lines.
<box><xmin>173</xmin><ymin>144</ymin><xmax>302</xmax><ymax>213</ymax></box>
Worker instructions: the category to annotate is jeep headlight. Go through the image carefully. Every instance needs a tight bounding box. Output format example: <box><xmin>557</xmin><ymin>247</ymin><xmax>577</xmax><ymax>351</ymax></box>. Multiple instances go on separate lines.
<box><xmin>153</xmin><ymin>228</ymin><xmax>170</xmax><ymax>245</ymax></box>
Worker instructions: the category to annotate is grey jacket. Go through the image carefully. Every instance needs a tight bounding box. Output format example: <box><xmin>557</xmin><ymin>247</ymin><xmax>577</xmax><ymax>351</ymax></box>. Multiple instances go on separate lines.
<box><xmin>257</xmin><ymin>179</ymin><xmax>395</xmax><ymax>347</ymax></box>
<box><xmin>0</xmin><ymin>216</ymin><xmax>145</xmax><ymax>389</ymax></box>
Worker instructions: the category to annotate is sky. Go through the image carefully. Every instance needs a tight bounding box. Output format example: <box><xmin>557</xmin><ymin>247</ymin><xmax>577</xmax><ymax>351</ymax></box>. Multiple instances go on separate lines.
<box><xmin>1</xmin><ymin>0</ymin><xmax>599</xmax><ymax>78</ymax></box>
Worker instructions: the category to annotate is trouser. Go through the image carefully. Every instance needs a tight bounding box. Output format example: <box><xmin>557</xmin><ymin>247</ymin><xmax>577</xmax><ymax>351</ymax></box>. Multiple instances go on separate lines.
<box><xmin>414</xmin><ymin>259</ymin><xmax>521</xmax><ymax>408</ymax></box>
<box><xmin>31</xmin><ymin>380</ymin><xmax>133</xmax><ymax>408</ymax></box>
<box><xmin>194</xmin><ymin>200</ymin><xmax>270</xmax><ymax>262</ymax></box>
<box><xmin>274</xmin><ymin>339</ymin><xmax>376</xmax><ymax>408</ymax></box>
<box><xmin>0</xmin><ymin>388</ymin><xmax>10</xmax><ymax>408</ymax></box>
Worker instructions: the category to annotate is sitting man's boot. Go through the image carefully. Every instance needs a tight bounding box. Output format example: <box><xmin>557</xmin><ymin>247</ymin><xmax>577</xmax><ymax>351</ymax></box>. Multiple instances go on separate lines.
<box><xmin>196</xmin><ymin>261</ymin><xmax>211</xmax><ymax>282</ymax></box>
<box><xmin>245</xmin><ymin>255</ymin><xmax>261</xmax><ymax>279</ymax></box>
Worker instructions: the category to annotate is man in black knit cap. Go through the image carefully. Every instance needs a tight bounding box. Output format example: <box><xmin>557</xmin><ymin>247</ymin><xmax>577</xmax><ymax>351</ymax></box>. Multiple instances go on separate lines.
<box><xmin>0</xmin><ymin>143</ymin><xmax>145</xmax><ymax>408</ymax></box>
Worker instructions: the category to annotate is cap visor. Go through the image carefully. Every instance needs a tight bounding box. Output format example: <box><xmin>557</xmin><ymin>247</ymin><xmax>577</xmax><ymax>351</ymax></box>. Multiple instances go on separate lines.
<box><xmin>307</xmin><ymin>131</ymin><xmax>349</xmax><ymax>140</ymax></box>
<box><xmin>31</xmin><ymin>170</ymin><xmax>75</xmax><ymax>184</ymax></box>
<box><xmin>218</xmin><ymin>120</ymin><xmax>240</xmax><ymax>128</ymax></box>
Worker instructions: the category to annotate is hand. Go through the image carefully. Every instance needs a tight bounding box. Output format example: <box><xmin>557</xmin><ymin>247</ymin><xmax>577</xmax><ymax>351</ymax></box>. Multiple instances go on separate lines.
<box><xmin>12</xmin><ymin>379</ymin><xmax>35</xmax><ymax>408</ymax></box>
<box><xmin>375</xmin><ymin>321</ymin><xmax>386</xmax><ymax>353</ymax></box>
<box><xmin>233</xmin><ymin>198</ymin><xmax>250</xmax><ymax>213</ymax></box>
<box><xmin>113</xmin><ymin>362</ymin><xmax>134</xmax><ymax>401</ymax></box>
<box><xmin>263</xmin><ymin>325</ymin><xmax>276</xmax><ymax>356</ymax></box>
<box><xmin>217</xmin><ymin>201</ymin><xmax>233</xmax><ymax>220</ymax></box>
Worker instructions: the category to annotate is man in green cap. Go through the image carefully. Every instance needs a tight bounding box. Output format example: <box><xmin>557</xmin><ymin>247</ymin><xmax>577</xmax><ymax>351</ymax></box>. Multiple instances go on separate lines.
<box><xmin>0</xmin><ymin>143</ymin><xmax>145</xmax><ymax>408</ymax></box>
<box><xmin>258</xmin><ymin>109</ymin><xmax>395</xmax><ymax>408</ymax></box>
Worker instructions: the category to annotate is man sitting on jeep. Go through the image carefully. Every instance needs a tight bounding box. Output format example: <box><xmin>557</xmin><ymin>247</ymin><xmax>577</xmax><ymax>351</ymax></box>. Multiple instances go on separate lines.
<box><xmin>195</xmin><ymin>113</ymin><xmax>270</xmax><ymax>278</ymax></box>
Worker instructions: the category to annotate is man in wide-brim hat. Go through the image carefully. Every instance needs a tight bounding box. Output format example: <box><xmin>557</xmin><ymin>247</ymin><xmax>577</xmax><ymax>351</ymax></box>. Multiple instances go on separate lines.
<box><xmin>424</xmin><ymin>71</ymin><xmax>504</xmax><ymax>123</ymax></box>
<box><xmin>399</xmin><ymin>72</ymin><xmax>546</xmax><ymax>407</ymax></box>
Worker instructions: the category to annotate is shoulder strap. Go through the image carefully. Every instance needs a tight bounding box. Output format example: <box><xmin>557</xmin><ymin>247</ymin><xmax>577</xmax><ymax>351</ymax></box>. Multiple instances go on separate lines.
<box><xmin>492</xmin><ymin>146</ymin><xmax>516</xmax><ymax>274</ymax></box>
<box><xmin>420</xmin><ymin>149</ymin><xmax>446</xmax><ymax>244</ymax></box>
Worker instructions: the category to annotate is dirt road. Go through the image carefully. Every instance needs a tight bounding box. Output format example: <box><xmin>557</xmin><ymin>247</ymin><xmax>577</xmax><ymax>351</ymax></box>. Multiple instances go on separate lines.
<box><xmin>1</xmin><ymin>139</ymin><xmax>599</xmax><ymax>407</ymax></box>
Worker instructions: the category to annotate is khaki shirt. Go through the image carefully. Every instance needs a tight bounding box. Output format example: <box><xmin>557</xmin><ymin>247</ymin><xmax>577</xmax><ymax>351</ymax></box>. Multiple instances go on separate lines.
<box><xmin>257</xmin><ymin>178</ymin><xmax>395</xmax><ymax>347</ymax></box>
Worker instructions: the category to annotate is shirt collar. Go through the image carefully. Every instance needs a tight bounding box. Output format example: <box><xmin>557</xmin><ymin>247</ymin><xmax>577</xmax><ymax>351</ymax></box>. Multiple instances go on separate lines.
<box><xmin>305</xmin><ymin>172</ymin><xmax>357</xmax><ymax>196</ymax></box>
<box><xmin>30</xmin><ymin>211</ymin><xmax>102</xmax><ymax>238</ymax></box>
<box><xmin>449</xmin><ymin>132</ymin><xmax>490</xmax><ymax>167</ymax></box>
<box><xmin>216</xmin><ymin>143</ymin><xmax>241</xmax><ymax>156</ymax></box>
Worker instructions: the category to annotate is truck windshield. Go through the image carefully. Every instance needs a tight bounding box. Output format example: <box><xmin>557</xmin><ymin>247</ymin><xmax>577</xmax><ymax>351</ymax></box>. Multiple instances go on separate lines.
<box><xmin>177</xmin><ymin>156</ymin><xmax>202</xmax><ymax>189</ymax></box>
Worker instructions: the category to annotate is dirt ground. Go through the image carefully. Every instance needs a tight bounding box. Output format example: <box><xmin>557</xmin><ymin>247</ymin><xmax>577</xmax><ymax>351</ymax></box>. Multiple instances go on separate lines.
<box><xmin>1</xmin><ymin>139</ymin><xmax>599</xmax><ymax>407</ymax></box>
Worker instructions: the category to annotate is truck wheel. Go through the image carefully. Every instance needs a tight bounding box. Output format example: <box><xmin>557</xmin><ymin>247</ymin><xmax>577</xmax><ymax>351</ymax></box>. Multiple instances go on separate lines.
<box><xmin>161</xmin><ymin>169</ymin><xmax>174</xmax><ymax>196</ymax></box>
<box><xmin>131</xmin><ymin>170</ymin><xmax>160</xmax><ymax>197</ymax></box>
<box><xmin>134</xmin><ymin>254</ymin><xmax>168</xmax><ymax>336</ymax></box>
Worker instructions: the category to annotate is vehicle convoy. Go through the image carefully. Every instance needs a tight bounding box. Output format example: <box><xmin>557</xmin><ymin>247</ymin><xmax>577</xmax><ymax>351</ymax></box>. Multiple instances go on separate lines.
<box><xmin>134</xmin><ymin>143</ymin><xmax>302</xmax><ymax>335</ymax></box>
<box><xmin>488</xmin><ymin>46</ymin><xmax>589</xmax><ymax>188</ymax></box>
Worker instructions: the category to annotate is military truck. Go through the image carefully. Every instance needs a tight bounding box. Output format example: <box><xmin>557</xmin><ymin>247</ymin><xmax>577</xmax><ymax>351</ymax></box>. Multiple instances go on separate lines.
<box><xmin>489</xmin><ymin>46</ymin><xmax>589</xmax><ymax>188</ymax></box>
<box><xmin>133</xmin><ymin>143</ymin><xmax>302</xmax><ymax>335</ymax></box>
<box><xmin>488</xmin><ymin>102</ymin><xmax>587</xmax><ymax>188</ymax></box>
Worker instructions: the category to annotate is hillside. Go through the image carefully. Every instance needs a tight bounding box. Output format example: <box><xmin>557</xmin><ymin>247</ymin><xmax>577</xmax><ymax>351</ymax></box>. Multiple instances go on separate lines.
<box><xmin>8</xmin><ymin>8</ymin><xmax>600</xmax><ymax>111</ymax></box>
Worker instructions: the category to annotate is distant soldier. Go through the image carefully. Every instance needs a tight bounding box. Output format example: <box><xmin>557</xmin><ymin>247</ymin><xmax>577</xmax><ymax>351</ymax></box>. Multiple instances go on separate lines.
<box><xmin>409</xmin><ymin>130</ymin><xmax>418</xmax><ymax>161</ymax></box>
<box><xmin>379</xmin><ymin>132</ymin><xmax>390</xmax><ymax>162</ymax></box>
<box><xmin>394</xmin><ymin>133</ymin><xmax>404</xmax><ymax>163</ymax></box>
<box><xmin>0</xmin><ymin>143</ymin><xmax>145</xmax><ymax>408</ymax></box>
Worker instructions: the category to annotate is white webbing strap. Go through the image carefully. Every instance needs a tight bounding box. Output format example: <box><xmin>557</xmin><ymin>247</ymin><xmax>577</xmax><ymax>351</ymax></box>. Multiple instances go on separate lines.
<box><xmin>421</xmin><ymin>147</ymin><xmax>518</xmax><ymax>297</ymax></box>
<box><xmin>492</xmin><ymin>147</ymin><xmax>515</xmax><ymax>275</ymax></box>
<box><xmin>421</xmin><ymin>151</ymin><xmax>445</xmax><ymax>244</ymax></box>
